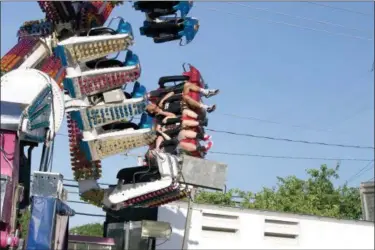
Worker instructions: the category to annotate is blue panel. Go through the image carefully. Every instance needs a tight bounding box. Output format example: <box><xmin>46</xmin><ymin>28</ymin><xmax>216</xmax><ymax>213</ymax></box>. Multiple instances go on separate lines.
<box><xmin>56</xmin><ymin>200</ymin><xmax>75</xmax><ymax>216</ymax></box>
<box><xmin>26</xmin><ymin>197</ymin><xmax>56</xmax><ymax>250</ymax></box>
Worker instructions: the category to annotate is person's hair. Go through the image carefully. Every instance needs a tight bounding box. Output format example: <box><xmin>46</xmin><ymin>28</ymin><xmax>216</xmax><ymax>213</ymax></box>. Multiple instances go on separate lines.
<box><xmin>145</xmin><ymin>103</ymin><xmax>157</xmax><ymax>117</ymax></box>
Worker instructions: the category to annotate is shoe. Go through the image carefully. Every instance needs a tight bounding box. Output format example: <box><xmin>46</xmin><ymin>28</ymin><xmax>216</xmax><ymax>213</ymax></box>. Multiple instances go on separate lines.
<box><xmin>206</xmin><ymin>105</ymin><xmax>216</xmax><ymax>113</ymax></box>
<box><xmin>203</xmin><ymin>134</ymin><xmax>211</xmax><ymax>141</ymax></box>
<box><xmin>204</xmin><ymin>89</ymin><xmax>220</xmax><ymax>98</ymax></box>
<box><xmin>204</xmin><ymin>141</ymin><xmax>213</xmax><ymax>151</ymax></box>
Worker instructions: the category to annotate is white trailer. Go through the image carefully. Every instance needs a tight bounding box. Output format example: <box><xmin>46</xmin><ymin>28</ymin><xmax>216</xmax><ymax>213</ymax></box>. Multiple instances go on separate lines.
<box><xmin>156</xmin><ymin>201</ymin><xmax>374</xmax><ymax>249</ymax></box>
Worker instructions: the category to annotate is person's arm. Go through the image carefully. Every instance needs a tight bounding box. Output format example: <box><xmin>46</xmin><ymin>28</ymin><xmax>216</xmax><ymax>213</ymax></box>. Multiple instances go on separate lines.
<box><xmin>157</xmin><ymin>109</ymin><xmax>176</xmax><ymax>118</ymax></box>
<box><xmin>162</xmin><ymin>116</ymin><xmax>181</xmax><ymax>124</ymax></box>
<box><xmin>158</xmin><ymin>92</ymin><xmax>174</xmax><ymax>108</ymax></box>
<box><xmin>159</xmin><ymin>130</ymin><xmax>171</xmax><ymax>140</ymax></box>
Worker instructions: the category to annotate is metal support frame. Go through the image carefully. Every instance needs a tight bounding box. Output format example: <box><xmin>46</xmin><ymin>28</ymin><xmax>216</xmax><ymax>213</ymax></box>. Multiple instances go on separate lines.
<box><xmin>26</xmin><ymin>171</ymin><xmax>75</xmax><ymax>250</ymax></box>
<box><xmin>182</xmin><ymin>189</ymin><xmax>195</xmax><ymax>250</ymax></box>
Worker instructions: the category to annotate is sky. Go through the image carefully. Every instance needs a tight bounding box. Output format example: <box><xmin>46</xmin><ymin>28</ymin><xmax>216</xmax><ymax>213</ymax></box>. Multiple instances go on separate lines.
<box><xmin>1</xmin><ymin>2</ymin><xmax>374</xmax><ymax>228</ymax></box>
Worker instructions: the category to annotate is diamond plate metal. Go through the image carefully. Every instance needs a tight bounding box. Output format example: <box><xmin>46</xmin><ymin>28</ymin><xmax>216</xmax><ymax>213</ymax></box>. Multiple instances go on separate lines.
<box><xmin>31</xmin><ymin>171</ymin><xmax>64</xmax><ymax>199</ymax></box>
<box><xmin>179</xmin><ymin>155</ymin><xmax>227</xmax><ymax>191</ymax></box>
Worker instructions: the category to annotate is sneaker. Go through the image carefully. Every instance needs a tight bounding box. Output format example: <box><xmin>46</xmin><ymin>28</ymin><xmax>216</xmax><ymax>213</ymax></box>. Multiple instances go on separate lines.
<box><xmin>206</xmin><ymin>105</ymin><xmax>216</xmax><ymax>113</ymax></box>
<box><xmin>204</xmin><ymin>141</ymin><xmax>213</xmax><ymax>151</ymax></box>
<box><xmin>203</xmin><ymin>134</ymin><xmax>211</xmax><ymax>141</ymax></box>
<box><xmin>204</xmin><ymin>89</ymin><xmax>220</xmax><ymax>98</ymax></box>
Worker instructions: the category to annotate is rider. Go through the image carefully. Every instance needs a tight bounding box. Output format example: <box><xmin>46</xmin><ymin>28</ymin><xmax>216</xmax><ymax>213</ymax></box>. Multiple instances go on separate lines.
<box><xmin>148</xmin><ymin>81</ymin><xmax>219</xmax><ymax>104</ymax></box>
<box><xmin>156</xmin><ymin>127</ymin><xmax>213</xmax><ymax>155</ymax></box>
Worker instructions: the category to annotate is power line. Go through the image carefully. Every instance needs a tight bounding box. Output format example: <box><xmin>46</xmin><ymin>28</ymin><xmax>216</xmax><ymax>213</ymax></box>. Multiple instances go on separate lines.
<box><xmin>306</xmin><ymin>2</ymin><xmax>374</xmax><ymax>18</ymax></box>
<box><xmin>216</xmin><ymin>112</ymin><xmax>335</xmax><ymax>133</ymax></box>
<box><xmin>206</xmin><ymin>128</ymin><xmax>374</xmax><ymax>150</ymax></box>
<box><xmin>203</xmin><ymin>7</ymin><xmax>373</xmax><ymax>41</ymax></box>
<box><xmin>228</xmin><ymin>2</ymin><xmax>371</xmax><ymax>33</ymax></box>
<box><xmin>346</xmin><ymin>160</ymin><xmax>374</xmax><ymax>184</ymax></box>
<box><xmin>63</xmin><ymin>177</ymin><xmax>113</xmax><ymax>187</ymax></box>
<box><xmin>56</xmin><ymin>132</ymin><xmax>373</xmax><ymax>162</ymax></box>
<box><xmin>209</xmin><ymin>151</ymin><xmax>373</xmax><ymax>162</ymax></box>
<box><xmin>75</xmin><ymin>212</ymin><xmax>105</xmax><ymax>218</ymax></box>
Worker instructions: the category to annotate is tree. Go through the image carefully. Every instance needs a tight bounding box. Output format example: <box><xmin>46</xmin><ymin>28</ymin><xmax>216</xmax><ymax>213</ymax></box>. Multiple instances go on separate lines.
<box><xmin>19</xmin><ymin>208</ymin><xmax>31</xmax><ymax>238</ymax></box>
<box><xmin>195</xmin><ymin>164</ymin><xmax>362</xmax><ymax>220</ymax></box>
<box><xmin>69</xmin><ymin>223</ymin><xmax>103</xmax><ymax>237</ymax></box>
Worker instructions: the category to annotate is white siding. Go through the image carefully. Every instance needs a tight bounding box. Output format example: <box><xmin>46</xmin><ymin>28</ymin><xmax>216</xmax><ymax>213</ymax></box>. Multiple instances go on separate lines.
<box><xmin>156</xmin><ymin>202</ymin><xmax>374</xmax><ymax>249</ymax></box>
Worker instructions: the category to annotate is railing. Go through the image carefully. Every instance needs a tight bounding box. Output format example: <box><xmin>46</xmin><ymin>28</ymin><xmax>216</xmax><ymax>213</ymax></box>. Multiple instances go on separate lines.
<box><xmin>68</xmin><ymin>235</ymin><xmax>116</xmax><ymax>250</ymax></box>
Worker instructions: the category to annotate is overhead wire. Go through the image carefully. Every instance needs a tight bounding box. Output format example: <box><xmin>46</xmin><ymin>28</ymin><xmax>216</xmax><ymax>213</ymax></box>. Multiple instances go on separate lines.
<box><xmin>216</xmin><ymin>112</ymin><xmax>336</xmax><ymax>133</ymax></box>
<box><xmin>227</xmin><ymin>2</ymin><xmax>371</xmax><ymax>33</ymax></box>
<box><xmin>345</xmin><ymin>160</ymin><xmax>374</xmax><ymax>184</ymax></box>
<box><xmin>306</xmin><ymin>2</ymin><xmax>374</xmax><ymax>18</ymax></box>
<box><xmin>206</xmin><ymin>128</ymin><xmax>374</xmax><ymax>150</ymax></box>
<box><xmin>202</xmin><ymin>7</ymin><xmax>373</xmax><ymax>41</ymax></box>
<box><xmin>209</xmin><ymin>151</ymin><xmax>373</xmax><ymax>162</ymax></box>
<box><xmin>55</xmin><ymin>132</ymin><xmax>373</xmax><ymax>162</ymax></box>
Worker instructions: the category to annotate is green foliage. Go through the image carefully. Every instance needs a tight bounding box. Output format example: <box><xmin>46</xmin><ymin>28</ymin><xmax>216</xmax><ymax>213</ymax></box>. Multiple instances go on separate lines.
<box><xmin>195</xmin><ymin>164</ymin><xmax>362</xmax><ymax>220</ymax></box>
<box><xmin>69</xmin><ymin>223</ymin><xmax>103</xmax><ymax>237</ymax></box>
<box><xmin>19</xmin><ymin>208</ymin><xmax>31</xmax><ymax>238</ymax></box>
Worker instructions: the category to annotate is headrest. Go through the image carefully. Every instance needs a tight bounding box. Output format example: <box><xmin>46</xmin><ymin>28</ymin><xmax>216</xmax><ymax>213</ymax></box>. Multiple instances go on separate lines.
<box><xmin>132</xmin><ymin>81</ymin><xmax>147</xmax><ymax>98</ymax></box>
<box><xmin>117</xmin><ymin>19</ymin><xmax>134</xmax><ymax>37</ymax></box>
<box><xmin>124</xmin><ymin>50</ymin><xmax>140</xmax><ymax>67</ymax></box>
<box><xmin>138</xmin><ymin>112</ymin><xmax>154</xmax><ymax>129</ymax></box>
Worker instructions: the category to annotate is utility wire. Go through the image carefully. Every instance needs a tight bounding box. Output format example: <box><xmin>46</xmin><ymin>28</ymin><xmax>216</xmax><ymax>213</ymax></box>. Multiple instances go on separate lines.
<box><xmin>203</xmin><ymin>7</ymin><xmax>373</xmax><ymax>41</ymax></box>
<box><xmin>209</xmin><ymin>151</ymin><xmax>373</xmax><ymax>162</ymax></box>
<box><xmin>75</xmin><ymin>212</ymin><xmax>105</xmax><ymax>218</ymax></box>
<box><xmin>206</xmin><ymin>128</ymin><xmax>374</xmax><ymax>150</ymax></box>
<box><xmin>228</xmin><ymin>2</ymin><xmax>371</xmax><ymax>33</ymax></box>
<box><xmin>306</xmin><ymin>2</ymin><xmax>374</xmax><ymax>18</ymax></box>
<box><xmin>345</xmin><ymin>160</ymin><xmax>374</xmax><ymax>184</ymax></box>
<box><xmin>57</xmin><ymin>130</ymin><xmax>374</xmax><ymax>150</ymax></box>
<box><xmin>217</xmin><ymin>112</ymin><xmax>335</xmax><ymax>133</ymax></box>
<box><xmin>63</xmin><ymin>177</ymin><xmax>113</xmax><ymax>187</ymax></box>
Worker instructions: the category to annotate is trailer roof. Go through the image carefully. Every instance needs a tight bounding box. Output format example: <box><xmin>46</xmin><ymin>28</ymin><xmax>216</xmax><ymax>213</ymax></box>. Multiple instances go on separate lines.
<box><xmin>169</xmin><ymin>201</ymin><xmax>374</xmax><ymax>226</ymax></box>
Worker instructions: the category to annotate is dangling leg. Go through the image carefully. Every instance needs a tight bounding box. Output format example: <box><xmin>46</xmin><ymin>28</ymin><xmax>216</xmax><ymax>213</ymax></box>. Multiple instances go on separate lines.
<box><xmin>155</xmin><ymin>136</ymin><xmax>165</xmax><ymax>151</ymax></box>
<box><xmin>179</xmin><ymin>141</ymin><xmax>198</xmax><ymax>152</ymax></box>
<box><xmin>178</xmin><ymin>129</ymin><xmax>210</xmax><ymax>141</ymax></box>
<box><xmin>182</xmin><ymin>95</ymin><xmax>216</xmax><ymax>113</ymax></box>
<box><xmin>182</xmin><ymin>109</ymin><xmax>208</xmax><ymax>126</ymax></box>
<box><xmin>183</xmin><ymin>82</ymin><xmax>219</xmax><ymax>98</ymax></box>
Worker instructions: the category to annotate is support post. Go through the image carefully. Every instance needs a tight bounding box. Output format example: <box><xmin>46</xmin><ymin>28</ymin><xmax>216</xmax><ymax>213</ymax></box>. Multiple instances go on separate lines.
<box><xmin>25</xmin><ymin>172</ymin><xmax>75</xmax><ymax>250</ymax></box>
<box><xmin>181</xmin><ymin>189</ymin><xmax>195</xmax><ymax>250</ymax></box>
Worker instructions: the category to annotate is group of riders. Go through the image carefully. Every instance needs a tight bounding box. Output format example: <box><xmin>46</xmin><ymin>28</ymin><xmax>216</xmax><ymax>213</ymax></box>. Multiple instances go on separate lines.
<box><xmin>143</xmin><ymin>73</ymin><xmax>219</xmax><ymax>161</ymax></box>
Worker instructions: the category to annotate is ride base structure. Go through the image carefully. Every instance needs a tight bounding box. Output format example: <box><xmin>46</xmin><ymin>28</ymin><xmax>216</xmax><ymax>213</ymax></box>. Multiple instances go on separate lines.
<box><xmin>0</xmin><ymin>1</ymin><xmax>227</xmax><ymax>249</ymax></box>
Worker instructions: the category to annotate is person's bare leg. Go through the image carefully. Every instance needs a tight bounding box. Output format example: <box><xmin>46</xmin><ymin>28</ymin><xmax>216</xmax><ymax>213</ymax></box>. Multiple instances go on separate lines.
<box><xmin>182</xmin><ymin>109</ymin><xmax>208</xmax><ymax>126</ymax></box>
<box><xmin>183</xmin><ymin>95</ymin><xmax>216</xmax><ymax>113</ymax></box>
<box><xmin>182</xmin><ymin>120</ymin><xmax>199</xmax><ymax>128</ymax></box>
<box><xmin>183</xmin><ymin>82</ymin><xmax>201</xmax><ymax>95</ymax></box>
<box><xmin>179</xmin><ymin>141</ymin><xmax>197</xmax><ymax>152</ymax></box>
<box><xmin>178</xmin><ymin>130</ymin><xmax>197</xmax><ymax>140</ymax></box>
<box><xmin>183</xmin><ymin>82</ymin><xmax>219</xmax><ymax>98</ymax></box>
<box><xmin>182</xmin><ymin>109</ymin><xmax>198</xmax><ymax>119</ymax></box>
<box><xmin>155</xmin><ymin>136</ymin><xmax>164</xmax><ymax>150</ymax></box>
